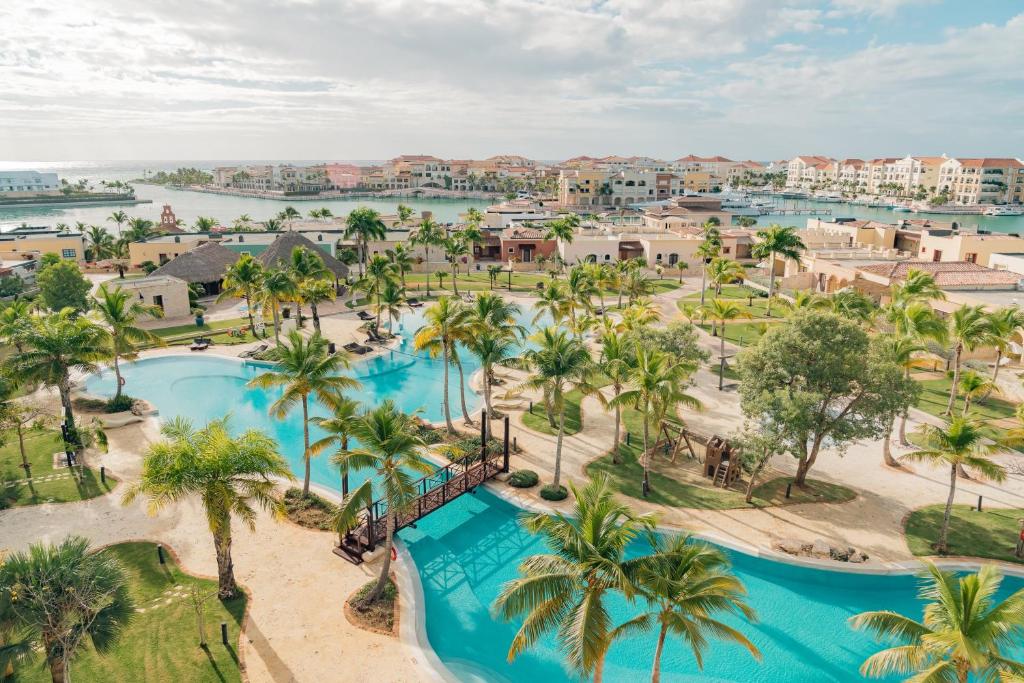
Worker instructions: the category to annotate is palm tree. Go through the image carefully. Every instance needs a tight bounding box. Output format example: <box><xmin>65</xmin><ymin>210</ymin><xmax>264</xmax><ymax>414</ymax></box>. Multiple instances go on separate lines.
<box><xmin>333</xmin><ymin>401</ymin><xmax>434</xmax><ymax>606</ymax></box>
<box><xmin>11</xmin><ymin>309</ymin><xmax>109</xmax><ymax>442</ymax></box>
<box><xmin>851</xmin><ymin>563</ymin><xmax>1024</xmax><ymax>682</ymax></box>
<box><xmin>890</xmin><ymin>268</ymin><xmax>946</xmax><ymax>304</ymax></box>
<box><xmin>597</xmin><ymin>330</ymin><xmax>633</xmax><ymax>463</ymax></box>
<box><xmin>705</xmin><ymin>257</ymin><xmax>745</xmax><ymax>297</ymax></box>
<box><xmin>122</xmin><ymin>217</ymin><xmax>155</xmax><ymax>243</ymax></box>
<box><xmin>360</xmin><ymin>254</ymin><xmax>397</xmax><ymax>335</ymax></box>
<box><xmin>875</xmin><ymin>334</ymin><xmax>925</xmax><ymax>466</ymax></box>
<box><xmin>827</xmin><ymin>289</ymin><xmax>876</xmax><ymax>324</ymax></box>
<box><xmin>344</xmin><ymin>207</ymin><xmax>387</xmax><ymax>278</ymax></box>
<box><xmin>264</xmin><ymin>217</ymin><xmax>284</xmax><ymax>232</ymax></box>
<box><xmin>247</xmin><ymin>331</ymin><xmax>358</xmax><ymax>495</ymax></box>
<box><xmin>619</xmin><ymin>298</ymin><xmax>662</xmax><ymax>332</ymax></box>
<box><xmin>279</xmin><ymin>205</ymin><xmax>301</xmax><ymax>224</ymax></box>
<box><xmin>444</xmin><ymin>237</ymin><xmax>469</xmax><ymax>296</ymax></box>
<box><xmin>545</xmin><ymin>217</ymin><xmax>575</xmax><ymax>251</ymax></box>
<box><xmin>289</xmin><ymin>246</ymin><xmax>330</xmax><ymax>326</ymax></box>
<box><xmin>411</xmin><ymin>217</ymin><xmax>445</xmax><ymax>296</ymax></box>
<box><xmin>93</xmin><ymin>284</ymin><xmax>164</xmax><ymax>401</ymax></box>
<box><xmin>379</xmin><ymin>278</ymin><xmax>406</xmax><ymax>335</ymax></box>
<box><xmin>260</xmin><ymin>268</ymin><xmax>297</xmax><ymax>344</ymax></box>
<box><xmin>106</xmin><ymin>210</ymin><xmax>128</xmax><ymax>235</ymax></box>
<box><xmin>565</xmin><ymin>265</ymin><xmax>597</xmax><ymax>333</ymax></box>
<box><xmin>984</xmin><ymin>306</ymin><xmax>1024</xmax><ymax>393</ymax></box>
<box><xmin>885</xmin><ymin>301</ymin><xmax>947</xmax><ymax>445</ymax></box>
<box><xmin>625</xmin><ymin>267</ymin><xmax>652</xmax><ymax>305</ymax></box>
<box><xmin>750</xmin><ymin>224</ymin><xmax>805</xmax><ymax>317</ymax></box>
<box><xmin>943</xmin><ymin>305</ymin><xmax>992</xmax><ymax>416</ymax></box>
<box><xmin>309</xmin><ymin>390</ymin><xmax>361</xmax><ymax>501</ymax></box>
<box><xmin>414</xmin><ymin>297</ymin><xmax>468</xmax><ymax>433</ymax></box>
<box><xmin>466</xmin><ymin>331</ymin><xmax>518</xmax><ymax>418</ymax></box>
<box><xmin>83</xmin><ymin>225</ymin><xmax>114</xmax><ymax>262</ymax></box>
<box><xmin>957</xmin><ymin>369</ymin><xmax>1000</xmax><ymax>416</ymax></box>
<box><xmin>612</xmin><ymin>347</ymin><xmax>701</xmax><ymax>496</ymax></box>
<box><xmin>635</xmin><ymin>534</ymin><xmax>760</xmax><ymax>682</ymax></box>
<box><xmin>396</xmin><ymin>203</ymin><xmax>414</xmax><ymax>226</ymax></box>
<box><xmin>698</xmin><ymin>299</ymin><xmax>752</xmax><ymax>390</ymax></box>
<box><xmin>696</xmin><ymin>224</ymin><xmax>722</xmax><ymax>305</ymax></box>
<box><xmin>518</xmin><ymin>327</ymin><xmax>597</xmax><ymax>491</ymax></box>
<box><xmin>123</xmin><ymin>416</ymin><xmax>291</xmax><ymax>597</ymax></box>
<box><xmin>0</xmin><ymin>299</ymin><xmax>33</xmax><ymax>352</ymax></box>
<box><xmin>0</xmin><ymin>536</ymin><xmax>133</xmax><ymax>683</ymax></box>
<box><xmin>218</xmin><ymin>253</ymin><xmax>264</xmax><ymax>334</ymax></box>
<box><xmin>298</xmin><ymin>278</ymin><xmax>336</xmax><ymax>334</ymax></box>
<box><xmin>494</xmin><ymin>474</ymin><xmax>657</xmax><ymax>682</ymax></box>
<box><xmin>385</xmin><ymin>242</ymin><xmax>415</xmax><ymax>289</ymax></box>
<box><xmin>902</xmin><ymin>418</ymin><xmax>1006</xmax><ymax>553</ymax></box>
<box><xmin>193</xmin><ymin>216</ymin><xmax>218</xmax><ymax>232</ymax></box>
<box><xmin>533</xmin><ymin>279</ymin><xmax>570</xmax><ymax>326</ymax></box>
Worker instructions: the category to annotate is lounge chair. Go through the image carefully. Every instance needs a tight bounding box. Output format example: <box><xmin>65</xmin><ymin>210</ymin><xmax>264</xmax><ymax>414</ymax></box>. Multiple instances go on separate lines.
<box><xmin>239</xmin><ymin>343</ymin><xmax>268</xmax><ymax>359</ymax></box>
<box><xmin>343</xmin><ymin>342</ymin><xmax>372</xmax><ymax>355</ymax></box>
<box><xmin>366</xmin><ymin>328</ymin><xmax>386</xmax><ymax>344</ymax></box>
<box><xmin>190</xmin><ymin>337</ymin><xmax>210</xmax><ymax>352</ymax></box>
<box><xmin>357</xmin><ymin>310</ymin><xmax>375</xmax><ymax>321</ymax></box>
<box><xmin>407</xmin><ymin>298</ymin><xmax>424</xmax><ymax>308</ymax></box>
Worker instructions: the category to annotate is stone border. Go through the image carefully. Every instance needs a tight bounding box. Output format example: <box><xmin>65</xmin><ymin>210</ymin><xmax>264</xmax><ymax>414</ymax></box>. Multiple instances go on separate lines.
<box><xmin>342</xmin><ymin>573</ymin><xmax>401</xmax><ymax>638</ymax></box>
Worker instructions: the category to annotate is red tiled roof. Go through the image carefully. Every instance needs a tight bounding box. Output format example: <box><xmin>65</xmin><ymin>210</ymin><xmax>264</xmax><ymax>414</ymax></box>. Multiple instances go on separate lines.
<box><xmin>501</xmin><ymin>227</ymin><xmax>548</xmax><ymax>240</ymax></box>
<box><xmin>858</xmin><ymin>260</ymin><xmax>1020</xmax><ymax>288</ymax></box>
<box><xmin>958</xmin><ymin>158</ymin><xmax>1024</xmax><ymax>169</ymax></box>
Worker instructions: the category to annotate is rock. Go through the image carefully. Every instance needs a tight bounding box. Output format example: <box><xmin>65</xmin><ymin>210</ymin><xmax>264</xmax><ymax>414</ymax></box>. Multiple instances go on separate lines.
<box><xmin>810</xmin><ymin>539</ymin><xmax>831</xmax><ymax>558</ymax></box>
<box><xmin>777</xmin><ymin>538</ymin><xmax>804</xmax><ymax>555</ymax></box>
<box><xmin>848</xmin><ymin>552</ymin><xmax>865</xmax><ymax>564</ymax></box>
<box><xmin>830</xmin><ymin>546</ymin><xmax>852</xmax><ymax>562</ymax></box>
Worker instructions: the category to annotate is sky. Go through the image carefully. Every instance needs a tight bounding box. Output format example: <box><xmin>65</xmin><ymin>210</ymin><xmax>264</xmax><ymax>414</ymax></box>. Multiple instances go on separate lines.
<box><xmin>1</xmin><ymin>0</ymin><xmax>1021</xmax><ymax>162</ymax></box>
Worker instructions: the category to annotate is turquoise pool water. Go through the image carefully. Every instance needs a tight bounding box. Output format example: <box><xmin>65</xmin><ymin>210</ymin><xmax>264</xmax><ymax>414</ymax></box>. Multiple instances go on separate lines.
<box><xmin>403</xmin><ymin>487</ymin><xmax>1024</xmax><ymax>682</ymax></box>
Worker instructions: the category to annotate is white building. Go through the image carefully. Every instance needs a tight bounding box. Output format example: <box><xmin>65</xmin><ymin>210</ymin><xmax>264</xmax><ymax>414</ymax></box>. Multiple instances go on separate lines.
<box><xmin>0</xmin><ymin>170</ymin><xmax>61</xmax><ymax>197</ymax></box>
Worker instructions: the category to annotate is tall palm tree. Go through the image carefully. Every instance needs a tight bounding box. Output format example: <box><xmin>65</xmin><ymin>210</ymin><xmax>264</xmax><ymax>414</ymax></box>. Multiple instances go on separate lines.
<box><xmin>851</xmin><ymin>563</ymin><xmax>1024</xmax><ymax>682</ymax></box>
<box><xmin>957</xmin><ymin>369</ymin><xmax>1000</xmax><ymax>416</ymax></box>
<box><xmin>106</xmin><ymin>210</ymin><xmax>128</xmax><ymax>236</ymax></box>
<box><xmin>309</xmin><ymin>389</ymin><xmax>361</xmax><ymax>502</ymax></box>
<box><xmin>467</xmin><ymin>291</ymin><xmax>524</xmax><ymax>339</ymax></box>
<box><xmin>984</xmin><ymin>306</ymin><xmax>1024</xmax><ymax>393</ymax></box>
<box><xmin>466</xmin><ymin>331</ymin><xmax>518</xmax><ymax>418</ymax></box>
<box><xmin>411</xmin><ymin>217</ymin><xmax>445</xmax><ymax>297</ymax></box>
<box><xmin>289</xmin><ymin>246</ymin><xmax>330</xmax><ymax>326</ymax></box>
<box><xmin>123</xmin><ymin>416</ymin><xmax>292</xmax><ymax>598</ymax></box>
<box><xmin>885</xmin><ymin>301</ymin><xmax>947</xmax><ymax>445</ymax></box>
<box><xmin>298</xmin><ymin>278</ymin><xmax>336</xmax><ymax>334</ymax></box>
<box><xmin>260</xmin><ymin>268</ymin><xmax>297</xmax><ymax>344</ymax></box>
<box><xmin>414</xmin><ymin>297</ymin><xmax>468</xmax><ymax>433</ymax></box>
<box><xmin>635</xmin><ymin>534</ymin><xmax>760</xmax><ymax>682</ymax></box>
<box><xmin>902</xmin><ymin>418</ymin><xmax>1006</xmax><ymax>553</ymax></box>
<box><xmin>612</xmin><ymin>347</ymin><xmax>701</xmax><ymax>496</ymax></box>
<box><xmin>565</xmin><ymin>265</ymin><xmax>597</xmax><ymax>333</ymax></box>
<box><xmin>263</xmin><ymin>217</ymin><xmax>284</xmax><ymax>232</ymax></box>
<box><xmin>943</xmin><ymin>305</ymin><xmax>992</xmax><ymax>416</ymax></box>
<box><xmin>875</xmin><ymin>334</ymin><xmax>925</xmax><ymax>467</ymax></box>
<box><xmin>83</xmin><ymin>225</ymin><xmax>114</xmax><ymax>262</ymax></box>
<box><xmin>11</xmin><ymin>309</ymin><xmax>109</xmax><ymax>441</ymax></box>
<box><xmin>396</xmin><ymin>203</ymin><xmax>414</xmax><ymax>226</ymax></box>
<box><xmin>0</xmin><ymin>300</ymin><xmax>33</xmax><ymax>352</ymax></box>
<box><xmin>705</xmin><ymin>257</ymin><xmax>745</xmax><ymax>297</ymax></box>
<box><xmin>247</xmin><ymin>331</ymin><xmax>358</xmax><ymax>495</ymax></box>
<box><xmin>518</xmin><ymin>326</ymin><xmax>597</xmax><ymax>490</ymax></box>
<box><xmin>385</xmin><ymin>242</ymin><xmax>415</xmax><ymax>289</ymax></box>
<box><xmin>193</xmin><ymin>216</ymin><xmax>218</xmax><ymax>232</ymax></box>
<box><xmin>218</xmin><ymin>253</ymin><xmax>264</xmax><ymax>334</ymax></box>
<box><xmin>0</xmin><ymin>536</ymin><xmax>133</xmax><ymax>683</ymax></box>
<box><xmin>494</xmin><ymin>474</ymin><xmax>657</xmax><ymax>682</ymax></box>
<box><xmin>696</xmin><ymin>224</ymin><xmax>722</xmax><ymax>305</ymax></box>
<box><xmin>344</xmin><ymin>207</ymin><xmax>387</xmax><ymax>279</ymax></box>
<box><xmin>360</xmin><ymin>254</ymin><xmax>397</xmax><ymax>335</ymax></box>
<box><xmin>447</xmin><ymin>305</ymin><xmax>478</xmax><ymax>426</ymax></box>
<box><xmin>698</xmin><ymin>299</ymin><xmax>752</xmax><ymax>390</ymax></box>
<box><xmin>545</xmin><ymin>217</ymin><xmax>575</xmax><ymax>252</ymax></box>
<box><xmin>444</xmin><ymin>237</ymin><xmax>469</xmax><ymax>296</ymax></box>
<box><xmin>533</xmin><ymin>279</ymin><xmax>570</xmax><ymax>326</ymax></box>
<box><xmin>597</xmin><ymin>330</ymin><xmax>633</xmax><ymax>463</ymax></box>
<box><xmin>278</xmin><ymin>205</ymin><xmax>301</xmax><ymax>224</ymax></box>
<box><xmin>122</xmin><ymin>217</ymin><xmax>155</xmax><ymax>243</ymax></box>
<box><xmin>93</xmin><ymin>284</ymin><xmax>164</xmax><ymax>401</ymax></box>
<box><xmin>890</xmin><ymin>268</ymin><xmax>946</xmax><ymax>305</ymax></box>
<box><xmin>827</xmin><ymin>289</ymin><xmax>877</xmax><ymax>325</ymax></box>
<box><xmin>333</xmin><ymin>401</ymin><xmax>434</xmax><ymax>606</ymax></box>
<box><xmin>378</xmin><ymin>278</ymin><xmax>406</xmax><ymax>335</ymax></box>
<box><xmin>750</xmin><ymin>224</ymin><xmax>805</xmax><ymax>317</ymax></box>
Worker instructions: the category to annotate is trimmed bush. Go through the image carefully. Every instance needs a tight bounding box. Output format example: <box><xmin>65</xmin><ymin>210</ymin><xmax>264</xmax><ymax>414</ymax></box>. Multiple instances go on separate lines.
<box><xmin>508</xmin><ymin>470</ymin><xmax>539</xmax><ymax>488</ymax></box>
<box><xmin>104</xmin><ymin>394</ymin><xmax>136</xmax><ymax>413</ymax></box>
<box><xmin>540</xmin><ymin>484</ymin><xmax>568</xmax><ymax>501</ymax></box>
<box><xmin>283</xmin><ymin>487</ymin><xmax>337</xmax><ymax>531</ymax></box>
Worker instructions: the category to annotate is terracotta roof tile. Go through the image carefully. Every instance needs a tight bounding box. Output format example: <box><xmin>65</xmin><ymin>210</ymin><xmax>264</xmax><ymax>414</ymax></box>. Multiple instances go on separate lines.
<box><xmin>858</xmin><ymin>260</ymin><xmax>1020</xmax><ymax>288</ymax></box>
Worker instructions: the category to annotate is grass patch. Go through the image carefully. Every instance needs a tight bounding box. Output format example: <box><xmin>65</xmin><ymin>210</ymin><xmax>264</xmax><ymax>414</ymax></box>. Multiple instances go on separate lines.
<box><xmin>401</xmin><ymin>271</ymin><xmax>680</xmax><ymax>296</ymax></box>
<box><xmin>915</xmin><ymin>376</ymin><xmax>1019</xmax><ymax>423</ymax></box>
<box><xmin>697</xmin><ymin>321</ymin><xmax>779</xmax><ymax>347</ymax></box>
<box><xmin>13</xmin><ymin>542</ymin><xmax>247</xmax><ymax>683</ymax></box>
<box><xmin>750</xmin><ymin>477</ymin><xmax>857</xmax><ymax>506</ymax></box>
<box><xmin>905</xmin><ymin>504</ymin><xmax>1024</xmax><ymax>563</ymax></box>
<box><xmin>282</xmin><ymin>487</ymin><xmax>337</xmax><ymax>531</ymax></box>
<box><xmin>347</xmin><ymin>579</ymin><xmax>397</xmax><ymax>635</ymax></box>
<box><xmin>682</xmin><ymin>287</ymin><xmax>773</xmax><ymax>317</ymax></box>
<box><xmin>521</xmin><ymin>389</ymin><xmax>583</xmax><ymax>436</ymax></box>
<box><xmin>148</xmin><ymin>316</ymin><xmax>261</xmax><ymax>347</ymax></box>
<box><xmin>0</xmin><ymin>430</ymin><xmax>115</xmax><ymax>508</ymax></box>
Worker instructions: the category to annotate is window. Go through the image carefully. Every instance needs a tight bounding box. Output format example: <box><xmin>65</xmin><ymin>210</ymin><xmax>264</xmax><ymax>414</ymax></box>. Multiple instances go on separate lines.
<box><xmin>965</xmin><ymin>253</ymin><xmax>977</xmax><ymax>263</ymax></box>
<box><xmin>723</xmin><ymin>246</ymin><xmax>731</xmax><ymax>254</ymax></box>
<box><xmin>656</xmin><ymin>253</ymin><xmax>663</xmax><ymax>261</ymax></box>
<box><xmin>604</xmin><ymin>254</ymin><xmax>610</xmax><ymax>261</ymax></box>
<box><xmin>61</xmin><ymin>249</ymin><xmax>76</xmax><ymax>258</ymax></box>
<box><xmin>932</xmin><ymin>250</ymin><xmax>942</xmax><ymax>262</ymax></box>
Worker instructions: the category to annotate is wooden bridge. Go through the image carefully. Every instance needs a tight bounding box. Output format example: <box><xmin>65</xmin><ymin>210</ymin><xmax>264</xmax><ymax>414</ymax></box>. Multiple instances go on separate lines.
<box><xmin>334</xmin><ymin>413</ymin><xmax>511</xmax><ymax>564</ymax></box>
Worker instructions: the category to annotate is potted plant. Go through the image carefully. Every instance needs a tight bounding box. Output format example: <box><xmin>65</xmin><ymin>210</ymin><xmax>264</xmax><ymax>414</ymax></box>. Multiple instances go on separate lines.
<box><xmin>193</xmin><ymin>306</ymin><xmax>206</xmax><ymax>327</ymax></box>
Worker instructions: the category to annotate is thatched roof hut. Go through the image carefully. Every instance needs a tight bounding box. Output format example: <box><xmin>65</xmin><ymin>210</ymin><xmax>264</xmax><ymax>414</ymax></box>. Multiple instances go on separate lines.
<box><xmin>258</xmin><ymin>232</ymin><xmax>349</xmax><ymax>281</ymax></box>
<box><xmin>151</xmin><ymin>241</ymin><xmax>238</xmax><ymax>292</ymax></box>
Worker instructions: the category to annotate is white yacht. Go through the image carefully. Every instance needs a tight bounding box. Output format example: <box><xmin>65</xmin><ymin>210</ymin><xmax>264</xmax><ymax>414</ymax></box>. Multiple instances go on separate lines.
<box><xmin>983</xmin><ymin>205</ymin><xmax>1024</xmax><ymax>216</ymax></box>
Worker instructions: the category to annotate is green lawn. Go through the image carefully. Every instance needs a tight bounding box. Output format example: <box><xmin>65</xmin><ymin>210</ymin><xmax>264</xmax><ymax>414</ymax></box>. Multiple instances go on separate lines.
<box><xmin>905</xmin><ymin>504</ymin><xmax>1024</xmax><ymax>563</ymax></box>
<box><xmin>521</xmin><ymin>389</ymin><xmax>584</xmax><ymax>436</ymax></box>
<box><xmin>681</xmin><ymin>287</ymin><xmax>774</xmax><ymax>318</ymax></box>
<box><xmin>750</xmin><ymin>477</ymin><xmax>856</xmax><ymax>506</ymax></box>
<box><xmin>12</xmin><ymin>542</ymin><xmax>247</xmax><ymax>682</ymax></box>
<box><xmin>697</xmin><ymin>321</ymin><xmax>779</xmax><ymax>347</ymax></box>
<box><xmin>0</xmin><ymin>431</ymin><xmax>115</xmax><ymax>508</ymax></box>
<box><xmin>148</xmin><ymin>317</ymin><xmax>260</xmax><ymax>347</ymax></box>
<box><xmin>401</xmin><ymin>271</ymin><xmax>680</xmax><ymax>296</ymax></box>
<box><xmin>915</xmin><ymin>376</ymin><xmax>1019</xmax><ymax>423</ymax></box>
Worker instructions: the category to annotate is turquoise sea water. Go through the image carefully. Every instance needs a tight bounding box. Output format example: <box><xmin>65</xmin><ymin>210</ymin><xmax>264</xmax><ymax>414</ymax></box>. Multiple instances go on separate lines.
<box><xmin>84</xmin><ymin>317</ymin><xmax>1024</xmax><ymax>681</ymax></box>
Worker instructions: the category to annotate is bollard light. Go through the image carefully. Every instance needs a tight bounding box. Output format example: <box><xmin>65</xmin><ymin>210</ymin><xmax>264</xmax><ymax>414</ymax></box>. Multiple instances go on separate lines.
<box><xmin>100</xmin><ymin>466</ymin><xmax>106</xmax><ymax>483</ymax></box>
<box><xmin>221</xmin><ymin>622</ymin><xmax>229</xmax><ymax>645</ymax></box>
<box><xmin>785</xmin><ymin>483</ymin><xmax>793</xmax><ymax>499</ymax></box>
<box><xmin>157</xmin><ymin>544</ymin><xmax>166</xmax><ymax>565</ymax></box>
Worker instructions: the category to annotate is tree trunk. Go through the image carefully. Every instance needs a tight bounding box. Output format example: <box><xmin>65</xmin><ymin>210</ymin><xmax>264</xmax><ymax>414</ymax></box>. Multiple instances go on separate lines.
<box><xmin>543</xmin><ymin>387</ymin><xmax>557</xmax><ymax>429</ymax></box>
<box><xmin>898</xmin><ymin>367</ymin><xmax>911</xmax><ymax>446</ymax></box>
<box><xmin>271</xmin><ymin>303</ymin><xmax>280</xmax><ymax>344</ymax></box>
<box><xmin>794</xmin><ymin>440</ymin><xmax>821</xmax><ymax>486</ymax></box>
<box><xmin>311</xmin><ymin>302</ymin><xmax>321</xmax><ymax>334</ymax></box>
<box><xmin>302</xmin><ymin>397</ymin><xmax>311</xmax><ymax>496</ymax></box>
<box><xmin>612</xmin><ymin>387</ymin><xmax>622</xmax><ymax>465</ymax></box>
<box><xmin>362</xmin><ymin>513</ymin><xmax>393</xmax><ymax>607</ymax></box>
<box><xmin>594</xmin><ymin>650</ymin><xmax>605</xmax><ymax>683</ymax></box>
<box><xmin>938</xmin><ymin>463</ymin><xmax>958</xmax><ymax>554</ymax></box>
<box><xmin>451</xmin><ymin>265</ymin><xmax>459</xmax><ymax>296</ymax></box>
<box><xmin>58</xmin><ymin>378</ymin><xmax>76</xmax><ymax>433</ymax></box>
<box><xmin>112</xmin><ymin>350</ymin><xmax>123</xmax><ymax>401</ymax></box>
<box><xmin>442</xmin><ymin>345</ymin><xmax>455</xmax><ymax>432</ymax></box>
<box><xmin>245</xmin><ymin>290</ymin><xmax>255</xmax><ymax>332</ymax></box>
<box><xmin>213</xmin><ymin>527</ymin><xmax>237</xmax><ymax>598</ymax></box>
<box><xmin>699</xmin><ymin>266</ymin><xmax>707</xmax><ymax>306</ymax></box>
<box><xmin>642</xmin><ymin>414</ymin><xmax>650</xmax><ymax>496</ymax></box>
<box><xmin>765</xmin><ymin>260</ymin><xmax>776</xmax><ymax>318</ymax></box>
<box><xmin>483</xmin><ymin>364</ymin><xmax>494</xmax><ymax>416</ymax></box>
<box><xmin>553</xmin><ymin>400</ymin><xmax>565</xmax><ymax>488</ymax></box>
<box><xmin>986</xmin><ymin>347</ymin><xmax>1003</xmax><ymax>399</ymax></box>
<box><xmin>455</xmin><ymin>355</ymin><xmax>473</xmax><ymax>425</ymax></box>
<box><xmin>945</xmin><ymin>344</ymin><xmax>962</xmax><ymax>416</ymax></box>
<box><xmin>650</xmin><ymin>621</ymin><xmax>668</xmax><ymax>683</ymax></box>
<box><xmin>718</xmin><ymin>333</ymin><xmax>726</xmax><ymax>391</ymax></box>
<box><xmin>17</xmin><ymin>423</ymin><xmax>29</xmax><ymax>476</ymax></box>
<box><xmin>882</xmin><ymin>416</ymin><xmax>899</xmax><ymax>467</ymax></box>
<box><xmin>424</xmin><ymin>246</ymin><xmax>431</xmax><ymax>297</ymax></box>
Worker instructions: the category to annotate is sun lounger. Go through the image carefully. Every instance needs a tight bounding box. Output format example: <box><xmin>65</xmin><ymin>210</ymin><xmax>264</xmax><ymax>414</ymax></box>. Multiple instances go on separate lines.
<box><xmin>407</xmin><ymin>298</ymin><xmax>424</xmax><ymax>308</ymax></box>
<box><xmin>343</xmin><ymin>342</ymin><xmax>372</xmax><ymax>355</ymax></box>
<box><xmin>190</xmin><ymin>337</ymin><xmax>210</xmax><ymax>352</ymax></box>
<box><xmin>357</xmin><ymin>310</ymin><xmax>375</xmax><ymax>321</ymax></box>
<box><xmin>366</xmin><ymin>328</ymin><xmax>388</xmax><ymax>344</ymax></box>
<box><xmin>239</xmin><ymin>344</ymin><xmax>268</xmax><ymax>359</ymax></box>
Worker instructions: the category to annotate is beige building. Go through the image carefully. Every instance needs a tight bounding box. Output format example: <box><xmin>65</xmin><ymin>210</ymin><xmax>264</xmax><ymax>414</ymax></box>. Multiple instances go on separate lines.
<box><xmin>938</xmin><ymin>158</ymin><xmax>1024</xmax><ymax>205</ymax></box>
<box><xmin>104</xmin><ymin>275</ymin><xmax>192</xmax><ymax>319</ymax></box>
<box><xmin>916</xmin><ymin>229</ymin><xmax>1024</xmax><ymax>267</ymax></box>
<box><xmin>0</xmin><ymin>228</ymin><xmax>85</xmax><ymax>261</ymax></box>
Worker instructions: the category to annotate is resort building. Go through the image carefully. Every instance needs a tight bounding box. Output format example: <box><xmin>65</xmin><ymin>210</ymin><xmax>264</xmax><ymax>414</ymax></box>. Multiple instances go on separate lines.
<box><xmin>915</xmin><ymin>229</ymin><xmax>1024</xmax><ymax>267</ymax></box>
<box><xmin>0</xmin><ymin>170</ymin><xmax>61</xmax><ymax>197</ymax></box>
<box><xmin>0</xmin><ymin>259</ymin><xmax>38</xmax><ymax>285</ymax></box>
<box><xmin>107</xmin><ymin>275</ymin><xmax>192</xmax><ymax>319</ymax></box>
<box><xmin>257</xmin><ymin>232</ymin><xmax>349</xmax><ymax>285</ymax></box>
<box><xmin>322</xmin><ymin>163</ymin><xmax>361</xmax><ymax>189</ymax></box>
<box><xmin>640</xmin><ymin>196</ymin><xmax>732</xmax><ymax>229</ymax></box>
<box><xmin>785</xmin><ymin>156</ymin><xmax>837</xmax><ymax>188</ymax></box>
<box><xmin>0</xmin><ymin>227</ymin><xmax>85</xmax><ymax>262</ymax></box>
<box><xmin>150</xmin><ymin>241</ymin><xmax>239</xmax><ymax>294</ymax></box>
<box><xmin>499</xmin><ymin>227</ymin><xmax>558</xmax><ymax>264</ymax></box>
<box><xmin>937</xmin><ymin>158</ymin><xmax>1024</xmax><ymax>205</ymax></box>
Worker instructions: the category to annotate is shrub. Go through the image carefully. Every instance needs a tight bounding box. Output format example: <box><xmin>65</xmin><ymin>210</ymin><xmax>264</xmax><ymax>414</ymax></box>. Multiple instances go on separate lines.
<box><xmin>540</xmin><ymin>484</ymin><xmax>568</xmax><ymax>501</ymax></box>
<box><xmin>282</xmin><ymin>487</ymin><xmax>337</xmax><ymax>531</ymax></box>
<box><xmin>508</xmin><ymin>470</ymin><xmax>539</xmax><ymax>488</ymax></box>
<box><xmin>104</xmin><ymin>394</ymin><xmax>135</xmax><ymax>413</ymax></box>
<box><xmin>451</xmin><ymin>435</ymin><xmax>503</xmax><ymax>458</ymax></box>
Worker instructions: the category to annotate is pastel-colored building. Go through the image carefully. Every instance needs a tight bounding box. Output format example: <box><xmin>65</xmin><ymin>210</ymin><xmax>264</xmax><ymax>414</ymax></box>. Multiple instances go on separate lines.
<box><xmin>323</xmin><ymin>163</ymin><xmax>361</xmax><ymax>189</ymax></box>
<box><xmin>106</xmin><ymin>275</ymin><xmax>192</xmax><ymax>320</ymax></box>
<box><xmin>0</xmin><ymin>228</ymin><xmax>85</xmax><ymax>261</ymax></box>
<box><xmin>500</xmin><ymin>227</ymin><xmax>557</xmax><ymax>263</ymax></box>
<box><xmin>0</xmin><ymin>170</ymin><xmax>61</xmax><ymax>197</ymax></box>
